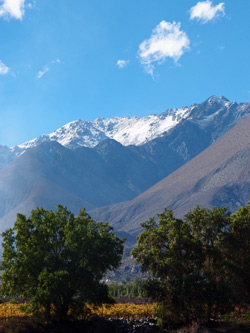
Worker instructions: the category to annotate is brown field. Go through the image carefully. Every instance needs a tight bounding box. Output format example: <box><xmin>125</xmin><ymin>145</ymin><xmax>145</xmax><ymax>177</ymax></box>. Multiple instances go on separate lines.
<box><xmin>0</xmin><ymin>303</ymin><xmax>157</xmax><ymax>320</ymax></box>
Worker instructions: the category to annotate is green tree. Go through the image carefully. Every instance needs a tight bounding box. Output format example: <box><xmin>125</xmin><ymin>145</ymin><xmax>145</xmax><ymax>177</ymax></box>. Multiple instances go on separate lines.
<box><xmin>108</xmin><ymin>277</ymin><xmax>145</xmax><ymax>297</ymax></box>
<box><xmin>222</xmin><ymin>203</ymin><xmax>250</xmax><ymax>308</ymax></box>
<box><xmin>132</xmin><ymin>207</ymin><xmax>232</xmax><ymax>327</ymax></box>
<box><xmin>0</xmin><ymin>205</ymin><xmax>124</xmax><ymax>321</ymax></box>
<box><xmin>185</xmin><ymin>206</ymin><xmax>232</xmax><ymax>321</ymax></box>
<box><xmin>131</xmin><ymin>210</ymin><xmax>203</xmax><ymax>326</ymax></box>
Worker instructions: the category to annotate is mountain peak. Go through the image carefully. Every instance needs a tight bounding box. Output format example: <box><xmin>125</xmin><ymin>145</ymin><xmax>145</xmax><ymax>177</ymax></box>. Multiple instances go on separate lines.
<box><xmin>2</xmin><ymin>95</ymin><xmax>250</xmax><ymax>172</ymax></box>
<box><xmin>16</xmin><ymin>96</ymin><xmax>233</xmax><ymax>153</ymax></box>
<box><xmin>206</xmin><ymin>95</ymin><xmax>230</xmax><ymax>105</ymax></box>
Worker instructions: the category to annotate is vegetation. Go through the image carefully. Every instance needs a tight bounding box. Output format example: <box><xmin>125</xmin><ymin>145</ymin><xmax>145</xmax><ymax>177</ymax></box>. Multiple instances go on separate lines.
<box><xmin>1</xmin><ymin>203</ymin><xmax>250</xmax><ymax>331</ymax></box>
<box><xmin>0</xmin><ymin>205</ymin><xmax>124</xmax><ymax>321</ymax></box>
<box><xmin>132</xmin><ymin>204</ymin><xmax>250</xmax><ymax>328</ymax></box>
<box><xmin>0</xmin><ymin>302</ymin><xmax>158</xmax><ymax>333</ymax></box>
<box><xmin>108</xmin><ymin>277</ymin><xmax>145</xmax><ymax>297</ymax></box>
<box><xmin>0</xmin><ymin>302</ymin><xmax>156</xmax><ymax>319</ymax></box>
<box><xmin>222</xmin><ymin>204</ymin><xmax>250</xmax><ymax>308</ymax></box>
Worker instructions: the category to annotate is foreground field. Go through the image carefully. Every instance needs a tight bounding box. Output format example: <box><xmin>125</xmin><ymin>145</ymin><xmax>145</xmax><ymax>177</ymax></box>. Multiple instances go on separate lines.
<box><xmin>0</xmin><ymin>303</ymin><xmax>159</xmax><ymax>333</ymax></box>
<box><xmin>1</xmin><ymin>303</ymin><xmax>250</xmax><ymax>332</ymax></box>
<box><xmin>0</xmin><ymin>303</ymin><xmax>157</xmax><ymax>320</ymax></box>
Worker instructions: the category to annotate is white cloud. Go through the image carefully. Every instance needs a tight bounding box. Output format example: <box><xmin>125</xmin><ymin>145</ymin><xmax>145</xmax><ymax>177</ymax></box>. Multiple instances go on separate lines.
<box><xmin>51</xmin><ymin>58</ymin><xmax>62</xmax><ymax>64</ymax></box>
<box><xmin>27</xmin><ymin>0</ymin><xmax>35</xmax><ymax>9</ymax></box>
<box><xmin>0</xmin><ymin>0</ymin><xmax>26</xmax><ymax>20</ymax></box>
<box><xmin>0</xmin><ymin>60</ymin><xmax>9</xmax><ymax>75</ymax></box>
<box><xmin>116</xmin><ymin>59</ymin><xmax>130</xmax><ymax>69</ymax></box>
<box><xmin>37</xmin><ymin>65</ymin><xmax>49</xmax><ymax>79</ymax></box>
<box><xmin>138</xmin><ymin>21</ymin><xmax>190</xmax><ymax>76</ymax></box>
<box><xmin>189</xmin><ymin>1</ymin><xmax>225</xmax><ymax>23</ymax></box>
<box><xmin>36</xmin><ymin>58</ymin><xmax>62</xmax><ymax>79</ymax></box>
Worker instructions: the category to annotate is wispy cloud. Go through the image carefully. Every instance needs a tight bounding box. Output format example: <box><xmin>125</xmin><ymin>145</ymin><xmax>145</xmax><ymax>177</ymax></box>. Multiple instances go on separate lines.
<box><xmin>36</xmin><ymin>58</ymin><xmax>62</xmax><ymax>80</ymax></box>
<box><xmin>51</xmin><ymin>58</ymin><xmax>62</xmax><ymax>65</ymax></box>
<box><xmin>27</xmin><ymin>0</ymin><xmax>36</xmax><ymax>9</ymax></box>
<box><xmin>0</xmin><ymin>60</ymin><xmax>9</xmax><ymax>75</ymax></box>
<box><xmin>138</xmin><ymin>21</ymin><xmax>190</xmax><ymax>76</ymax></box>
<box><xmin>37</xmin><ymin>65</ymin><xmax>49</xmax><ymax>79</ymax></box>
<box><xmin>0</xmin><ymin>0</ymin><xmax>26</xmax><ymax>20</ymax></box>
<box><xmin>189</xmin><ymin>1</ymin><xmax>225</xmax><ymax>23</ymax></box>
<box><xmin>116</xmin><ymin>59</ymin><xmax>130</xmax><ymax>69</ymax></box>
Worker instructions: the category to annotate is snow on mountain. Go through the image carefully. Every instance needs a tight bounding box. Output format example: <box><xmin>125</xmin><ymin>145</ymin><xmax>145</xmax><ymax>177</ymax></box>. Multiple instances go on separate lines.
<box><xmin>0</xmin><ymin>96</ymin><xmax>247</xmax><ymax>170</ymax></box>
<box><xmin>92</xmin><ymin>107</ymin><xmax>190</xmax><ymax>146</ymax></box>
<box><xmin>17</xmin><ymin>123</ymin><xmax>109</xmax><ymax>151</ymax></box>
<box><xmin>205</xmin><ymin>95</ymin><xmax>230</xmax><ymax>106</ymax></box>
<box><xmin>16</xmin><ymin>105</ymin><xmax>192</xmax><ymax>151</ymax></box>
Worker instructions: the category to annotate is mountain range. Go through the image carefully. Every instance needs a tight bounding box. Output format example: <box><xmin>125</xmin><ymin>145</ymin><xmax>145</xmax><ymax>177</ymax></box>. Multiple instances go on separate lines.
<box><xmin>1</xmin><ymin>95</ymin><xmax>249</xmax><ymax>169</ymax></box>
<box><xmin>0</xmin><ymin>102</ymin><xmax>191</xmax><ymax>170</ymax></box>
<box><xmin>90</xmin><ymin>114</ymin><xmax>250</xmax><ymax>240</ymax></box>
<box><xmin>0</xmin><ymin>95</ymin><xmax>250</xmax><ymax>253</ymax></box>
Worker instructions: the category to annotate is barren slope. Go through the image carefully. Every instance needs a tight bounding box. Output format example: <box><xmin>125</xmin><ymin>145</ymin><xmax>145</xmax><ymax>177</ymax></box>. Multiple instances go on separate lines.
<box><xmin>90</xmin><ymin>115</ymin><xmax>250</xmax><ymax>237</ymax></box>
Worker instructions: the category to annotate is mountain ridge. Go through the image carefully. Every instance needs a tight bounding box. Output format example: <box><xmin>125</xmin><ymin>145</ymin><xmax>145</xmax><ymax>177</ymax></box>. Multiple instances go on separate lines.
<box><xmin>90</xmin><ymin>114</ymin><xmax>250</xmax><ymax>238</ymax></box>
<box><xmin>0</xmin><ymin>96</ymin><xmax>250</xmax><ymax>243</ymax></box>
<box><xmin>1</xmin><ymin>95</ymin><xmax>247</xmax><ymax>170</ymax></box>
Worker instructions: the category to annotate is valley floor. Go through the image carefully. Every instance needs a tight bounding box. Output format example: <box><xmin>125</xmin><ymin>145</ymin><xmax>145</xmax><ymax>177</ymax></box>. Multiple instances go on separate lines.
<box><xmin>0</xmin><ymin>300</ymin><xmax>250</xmax><ymax>332</ymax></box>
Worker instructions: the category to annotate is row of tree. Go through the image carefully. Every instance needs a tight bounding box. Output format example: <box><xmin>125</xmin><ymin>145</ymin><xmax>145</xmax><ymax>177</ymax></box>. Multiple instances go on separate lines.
<box><xmin>1</xmin><ymin>203</ymin><xmax>250</xmax><ymax>327</ymax></box>
<box><xmin>132</xmin><ymin>204</ymin><xmax>250</xmax><ymax>327</ymax></box>
<box><xmin>108</xmin><ymin>277</ymin><xmax>145</xmax><ymax>297</ymax></box>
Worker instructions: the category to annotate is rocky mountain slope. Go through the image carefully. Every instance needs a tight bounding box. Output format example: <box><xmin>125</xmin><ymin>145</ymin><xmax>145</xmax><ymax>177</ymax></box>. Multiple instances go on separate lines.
<box><xmin>0</xmin><ymin>96</ymin><xmax>250</xmax><ymax>240</ymax></box>
<box><xmin>1</xmin><ymin>96</ymin><xmax>249</xmax><ymax>170</ymax></box>
<box><xmin>0</xmin><ymin>103</ymin><xmax>191</xmax><ymax>169</ymax></box>
<box><xmin>90</xmin><ymin>114</ymin><xmax>250</xmax><ymax>241</ymax></box>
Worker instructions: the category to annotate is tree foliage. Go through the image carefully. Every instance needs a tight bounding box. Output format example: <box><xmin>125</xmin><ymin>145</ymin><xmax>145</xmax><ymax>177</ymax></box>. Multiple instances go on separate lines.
<box><xmin>132</xmin><ymin>205</ymin><xmax>250</xmax><ymax>327</ymax></box>
<box><xmin>222</xmin><ymin>203</ymin><xmax>250</xmax><ymax>307</ymax></box>
<box><xmin>132</xmin><ymin>209</ymin><xmax>207</xmax><ymax>325</ymax></box>
<box><xmin>0</xmin><ymin>205</ymin><xmax>124</xmax><ymax>321</ymax></box>
<box><xmin>108</xmin><ymin>277</ymin><xmax>145</xmax><ymax>297</ymax></box>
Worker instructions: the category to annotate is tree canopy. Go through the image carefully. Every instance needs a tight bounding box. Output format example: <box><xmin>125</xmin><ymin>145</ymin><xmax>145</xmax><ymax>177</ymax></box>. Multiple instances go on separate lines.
<box><xmin>132</xmin><ymin>204</ymin><xmax>250</xmax><ymax>327</ymax></box>
<box><xmin>0</xmin><ymin>205</ymin><xmax>124</xmax><ymax>320</ymax></box>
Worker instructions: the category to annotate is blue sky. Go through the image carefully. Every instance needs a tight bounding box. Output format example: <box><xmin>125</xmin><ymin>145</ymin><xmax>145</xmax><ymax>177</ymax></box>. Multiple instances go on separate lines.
<box><xmin>0</xmin><ymin>0</ymin><xmax>249</xmax><ymax>146</ymax></box>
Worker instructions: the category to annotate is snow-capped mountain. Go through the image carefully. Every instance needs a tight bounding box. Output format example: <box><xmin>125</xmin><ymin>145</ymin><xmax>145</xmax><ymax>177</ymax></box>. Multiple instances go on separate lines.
<box><xmin>17</xmin><ymin>106</ymin><xmax>191</xmax><ymax>151</ymax></box>
<box><xmin>0</xmin><ymin>96</ymin><xmax>249</xmax><ymax>170</ymax></box>
<box><xmin>90</xmin><ymin>112</ymin><xmax>250</xmax><ymax>239</ymax></box>
<box><xmin>1</xmin><ymin>95</ymin><xmax>250</xmax><ymax>244</ymax></box>
<box><xmin>0</xmin><ymin>103</ymin><xmax>192</xmax><ymax>168</ymax></box>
